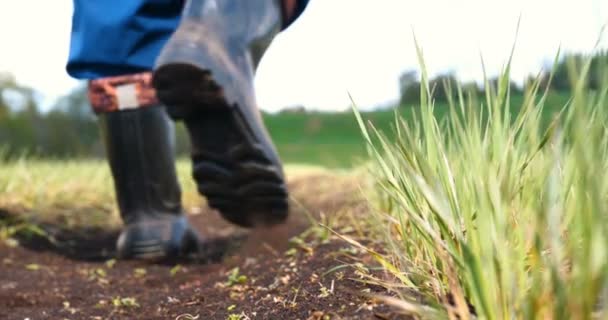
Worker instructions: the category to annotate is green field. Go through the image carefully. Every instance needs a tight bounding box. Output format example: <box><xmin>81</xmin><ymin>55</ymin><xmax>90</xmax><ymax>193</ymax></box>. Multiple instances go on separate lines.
<box><xmin>264</xmin><ymin>91</ymin><xmax>570</xmax><ymax>167</ymax></box>
<box><xmin>265</xmin><ymin>109</ymin><xmax>398</xmax><ymax>167</ymax></box>
<box><xmin>0</xmin><ymin>85</ymin><xmax>570</xmax><ymax>169</ymax></box>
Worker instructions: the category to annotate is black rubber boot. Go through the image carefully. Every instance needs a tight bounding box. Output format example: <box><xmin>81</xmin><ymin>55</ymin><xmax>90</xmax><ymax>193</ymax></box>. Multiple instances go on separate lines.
<box><xmin>152</xmin><ymin>0</ymin><xmax>291</xmax><ymax>228</ymax></box>
<box><xmin>99</xmin><ymin>106</ymin><xmax>201</xmax><ymax>259</ymax></box>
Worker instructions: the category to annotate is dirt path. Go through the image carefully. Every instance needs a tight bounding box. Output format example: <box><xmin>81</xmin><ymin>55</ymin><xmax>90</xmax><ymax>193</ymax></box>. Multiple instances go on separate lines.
<box><xmin>0</xmin><ymin>173</ymin><xmax>407</xmax><ymax>320</ymax></box>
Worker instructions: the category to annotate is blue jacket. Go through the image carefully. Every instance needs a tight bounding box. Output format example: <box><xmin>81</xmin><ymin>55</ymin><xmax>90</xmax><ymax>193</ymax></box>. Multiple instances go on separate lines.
<box><xmin>67</xmin><ymin>0</ymin><xmax>184</xmax><ymax>79</ymax></box>
<box><xmin>66</xmin><ymin>0</ymin><xmax>308</xmax><ymax>80</ymax></box>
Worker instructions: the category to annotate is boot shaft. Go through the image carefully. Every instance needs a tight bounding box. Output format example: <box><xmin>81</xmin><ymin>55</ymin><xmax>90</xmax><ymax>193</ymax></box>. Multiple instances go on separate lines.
<box><xmin>156</xmin><ymin>0</ymin><xmax>282</xmax><ymax>74</ymax></box>
<box><xmin>99</xmin><ymin>106</ymin><xmax>183</xmax><ymax>224</ymax></box>
<box><xmin>181</xmin><ymin>0</ymin><xmax>282</xmax><ymax>56</ymax></box>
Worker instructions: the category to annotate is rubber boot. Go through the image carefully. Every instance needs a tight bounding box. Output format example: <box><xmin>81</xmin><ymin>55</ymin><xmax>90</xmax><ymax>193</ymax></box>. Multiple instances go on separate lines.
<box><xmin>152</xmin><ymin>0</ymin><xmax>292</xmax><ymax>228</ymax></box>
<box><xmin>99</xmin><ymin>106</ymin><xmax>201</xmax><ymax>259</ymax></box>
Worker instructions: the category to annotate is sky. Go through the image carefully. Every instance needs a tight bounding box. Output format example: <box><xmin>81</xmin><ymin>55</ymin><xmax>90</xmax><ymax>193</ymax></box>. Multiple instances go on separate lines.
<box><xmin>0</xmin><ymin>0</ymin><xmax>607</xmax><ymax>112</ymax></box>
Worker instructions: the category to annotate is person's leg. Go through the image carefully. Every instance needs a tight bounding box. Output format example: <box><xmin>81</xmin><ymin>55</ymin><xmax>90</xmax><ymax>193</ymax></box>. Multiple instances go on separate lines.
<box><xmin>91</xmin><ymin>75</ymin><xmax>201</xmax><ymax>260</ymax></box>
<box><xmin>66</xmin><ymin>0</ymin><xmax>309</xmax><ymax>259</ymax></box>
<box><xmin>153</xmin><ymin>0</ymin><xmax>309</xmax><ymax>228</ymax></box>
<box><xmin>68</xmin><ymin>0</ymin><xmax>201</xmax><ymax>259</ymax></box>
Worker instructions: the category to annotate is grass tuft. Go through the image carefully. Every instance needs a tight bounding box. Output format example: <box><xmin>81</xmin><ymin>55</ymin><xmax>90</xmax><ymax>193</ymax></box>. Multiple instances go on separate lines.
<box><xmin>359</xmin><ymin>42</ymin><xmax>608</xmax><ymax>319</ymax></box>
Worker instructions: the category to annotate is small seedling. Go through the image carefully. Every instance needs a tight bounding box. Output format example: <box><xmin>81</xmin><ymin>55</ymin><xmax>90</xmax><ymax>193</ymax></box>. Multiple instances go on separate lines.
<box><xmin>94</xmin><ymin>299</ymin><xmax>108</xmax><ymax>308</ymax></box>
<box><xmin>170</xmin><ymin>264</ymin><xmax>182</xmax><ymax>276</ymax></box>
<box><xmin>318</xmin><ymin>286</ymin><xmax>331</xmax><ymax>298</ymax></box>
<box><xmin>105</xmin><ymin>259</ymin><xmax>116</xmax><ymax>268</ymax></box>
<box><xmin>94</xmin><ymin>268</ymin><xmax>107</xmax><ymax>278</ymax></box>
<box><xmin>25</xmin><ymin>264</ymin><xmax>40</xmax><ymax>271</ymax></box>
<box><xmin>285</xmin><ymin>248</ymin><xmax>298</xmax><ymax>257</ymax></box>
<box><xmin>318</xmin><ymin>281</ymin><xmax>334</xmax><ymax>298</ymax></box>
<box><xmin>112</xmin><ymin>296</ymin><xmax>139</xmax><ymax>308</ymax></box>
<box><xmin>134</xmin><ymin>268</ymin><xmax>147</xmax><ymax>278</ymax></box>
<box><xmin>226</xmin><ymin>267</ymin><xmax>247</xmax><ymax>286</ymax></box>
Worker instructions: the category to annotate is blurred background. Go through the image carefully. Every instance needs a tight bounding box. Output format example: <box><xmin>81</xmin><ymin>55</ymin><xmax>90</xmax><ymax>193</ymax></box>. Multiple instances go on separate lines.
<box><xmin>0</xmin><ymin>0</ymin><xmax>607</xmax><ymax>167</ymax></box>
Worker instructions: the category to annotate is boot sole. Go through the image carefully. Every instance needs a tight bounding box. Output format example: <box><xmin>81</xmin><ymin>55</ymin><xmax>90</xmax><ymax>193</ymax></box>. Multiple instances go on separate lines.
<box><xmin>153</xmin><ymin>63</ymin><xmax>288</xmax><ymax>228</ymax></box>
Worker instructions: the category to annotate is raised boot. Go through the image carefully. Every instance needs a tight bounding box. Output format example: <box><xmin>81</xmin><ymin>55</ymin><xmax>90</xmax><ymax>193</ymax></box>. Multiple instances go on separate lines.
<box><xmin>99</xmin><ymin>105</ymin><xmax>201</xmax><ymax>259</ymax></box>
<box><xmin>152</xmin><ymin>0</ymin><xmax>307</xmax><ymax>228</ymax></box>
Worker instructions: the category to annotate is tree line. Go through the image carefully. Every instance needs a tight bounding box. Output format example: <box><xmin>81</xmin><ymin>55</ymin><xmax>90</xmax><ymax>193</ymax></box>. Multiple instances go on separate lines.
<box><xmin>0</xmin><ymin>75</ymin><xmax>192</xmax><ymax>159</ymax></box>
<box><xmin>398</xmin><ymin>51</ymin><xmax>608</xmax><ymax>105</ymax></box>
<box><xmin>0</xmin><ymin>52</ymin><xmax>606</xmax><ymax>159</ymax></box>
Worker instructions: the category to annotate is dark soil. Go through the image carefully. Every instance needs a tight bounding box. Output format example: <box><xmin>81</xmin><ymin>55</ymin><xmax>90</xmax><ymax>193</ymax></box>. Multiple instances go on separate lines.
<box><xmin>0</xmin><ymin>173</ymin><xmax>410</xmax><ymax>320</ymax></box>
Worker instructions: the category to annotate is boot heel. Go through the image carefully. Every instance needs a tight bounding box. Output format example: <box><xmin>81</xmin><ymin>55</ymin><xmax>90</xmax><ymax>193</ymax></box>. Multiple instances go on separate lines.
<box><xmin>154</xmin><ymin>63</ymin><xmax>227</xmax><ymax>119</ymax></box>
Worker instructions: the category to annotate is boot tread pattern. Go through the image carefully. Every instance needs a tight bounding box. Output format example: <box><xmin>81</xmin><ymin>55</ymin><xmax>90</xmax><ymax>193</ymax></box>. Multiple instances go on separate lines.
<box><xmin>153</xmin><ymin>63</ymin><xmax>289</xmax><ymax>228</ymax></box>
